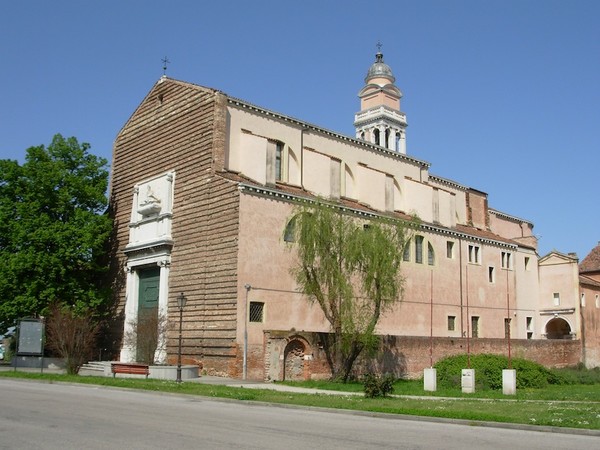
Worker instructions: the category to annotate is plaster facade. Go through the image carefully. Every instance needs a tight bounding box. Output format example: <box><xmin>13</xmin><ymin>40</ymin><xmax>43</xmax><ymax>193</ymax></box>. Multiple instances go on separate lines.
<box><xmin>108</xmin><ymin>51</ymin><xmax>593</xmax><ymax>380</ymax></box>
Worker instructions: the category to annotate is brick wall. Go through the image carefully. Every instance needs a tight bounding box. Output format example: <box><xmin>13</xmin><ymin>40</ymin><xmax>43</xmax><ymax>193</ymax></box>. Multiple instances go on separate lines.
<box><xmin>261</xmin><ymin>331</ymin><xmax>582</xmax><ymax>380</ymax></box>
<box><xmin>109</xmin><ymin>78</ymin><xmax>240</xmax><ymax>373</ymax></box>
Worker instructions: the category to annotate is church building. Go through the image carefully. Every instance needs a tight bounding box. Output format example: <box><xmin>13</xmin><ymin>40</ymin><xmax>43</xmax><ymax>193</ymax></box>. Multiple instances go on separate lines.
<box><xmin>108</xmin><ymin>50</ymin><xmax>588</xmax><ymax>379</ymax></box>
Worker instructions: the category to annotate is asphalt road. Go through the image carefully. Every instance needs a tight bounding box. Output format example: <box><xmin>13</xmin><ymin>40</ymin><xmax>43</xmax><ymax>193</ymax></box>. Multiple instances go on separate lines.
<box><xmin>0</xmin><ymin>379</ymin><xmax>597</xmax><ymax>449</ymax></box>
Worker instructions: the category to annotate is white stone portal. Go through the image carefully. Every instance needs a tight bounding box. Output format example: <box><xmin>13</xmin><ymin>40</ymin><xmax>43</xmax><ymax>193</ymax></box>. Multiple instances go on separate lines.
<box><xmin>120</xmin><ymin>171</ymin><xmax>176</xmax><ymax>364</ymax></box>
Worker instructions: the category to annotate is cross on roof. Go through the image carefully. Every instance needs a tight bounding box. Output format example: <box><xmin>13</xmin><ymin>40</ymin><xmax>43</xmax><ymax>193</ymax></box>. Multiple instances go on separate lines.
<box><xmin>161</xmin><ymin>56</ymin><xmax>170</xmax><ymax>75</ymax></box>
<box><xmin>376</xmin><ymin>41</ymin><xmax>383</xmax><ymax>52</ymax></box>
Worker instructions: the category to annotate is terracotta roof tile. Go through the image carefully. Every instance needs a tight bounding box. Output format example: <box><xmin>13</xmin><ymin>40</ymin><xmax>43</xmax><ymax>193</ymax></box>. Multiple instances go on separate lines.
<box><xmin>580</xmin><ymin>274</ymin><xmax>600</xmax><ymax>288</ymax></box>
<box><xmin>580</xmin><ymin>242</ymin><xmax>600</xmax><ymax>273</ymax></box>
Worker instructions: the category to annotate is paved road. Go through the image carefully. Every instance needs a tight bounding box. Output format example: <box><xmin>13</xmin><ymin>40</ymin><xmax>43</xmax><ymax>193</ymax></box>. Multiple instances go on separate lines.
<box><xmin>0</xmin><ymin>379</ymin><xmax>597</xmax><ymax>449</ymax></box>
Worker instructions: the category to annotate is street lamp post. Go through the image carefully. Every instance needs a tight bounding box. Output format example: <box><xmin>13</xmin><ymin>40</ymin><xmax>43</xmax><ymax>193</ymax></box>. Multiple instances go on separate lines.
<box><xmin>176</xmin><ymin>292</ymin><xmax>187</xmax><ymax>383</ymax></box>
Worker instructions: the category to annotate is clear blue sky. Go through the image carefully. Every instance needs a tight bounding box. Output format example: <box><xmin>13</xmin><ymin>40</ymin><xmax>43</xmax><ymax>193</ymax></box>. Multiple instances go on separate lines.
<box><xmin>2</xmin><ymin>0</ymin><xmax>598</xmax><ymax>259</ymax></box>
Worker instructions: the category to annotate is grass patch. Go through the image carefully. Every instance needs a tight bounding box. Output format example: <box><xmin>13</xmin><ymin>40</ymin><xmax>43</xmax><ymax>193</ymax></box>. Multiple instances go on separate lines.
<box><xmin>1</xmin><ymin>371</ymin><xmax>599</xmax><ymax>431</ymax></box>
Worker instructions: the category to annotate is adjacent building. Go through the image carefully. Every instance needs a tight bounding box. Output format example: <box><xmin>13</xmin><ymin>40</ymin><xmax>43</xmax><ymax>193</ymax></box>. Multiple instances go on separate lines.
<box><xmin>108</xmin><ymin>51</ymin><xmax>590</xmax><ymax>379</ymax></box>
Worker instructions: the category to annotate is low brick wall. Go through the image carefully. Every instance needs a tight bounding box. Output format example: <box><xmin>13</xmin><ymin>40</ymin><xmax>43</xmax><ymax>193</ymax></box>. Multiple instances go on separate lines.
<box><xmin>363</xmin><ymin>336</ymin><xmax>582</xmax><ymax>378</ymax></box>
<box><xmin>261</xmin><ymin>331</ymin><xmax>583</xmax><ymax>381</ymax></box>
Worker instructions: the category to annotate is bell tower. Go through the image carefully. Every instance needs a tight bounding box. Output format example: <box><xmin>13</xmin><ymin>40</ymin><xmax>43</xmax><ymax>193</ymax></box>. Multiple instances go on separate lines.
<box><xmin>354</xmin><ymin>46</ymin><xmax>407</xmax><ymax>154</ymax></box>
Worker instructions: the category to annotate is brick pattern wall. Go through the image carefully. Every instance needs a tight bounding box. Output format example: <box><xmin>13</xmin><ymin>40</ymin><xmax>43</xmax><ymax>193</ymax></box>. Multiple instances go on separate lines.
<box><xmin>109</xmin><ymin>79</ymin><xmax>240</xmax><ymax>373</ymax></box>
<box><xmin>261</xmin><ymin>331</ymin><xmax>582</xmax><ymax>380</ymax></box>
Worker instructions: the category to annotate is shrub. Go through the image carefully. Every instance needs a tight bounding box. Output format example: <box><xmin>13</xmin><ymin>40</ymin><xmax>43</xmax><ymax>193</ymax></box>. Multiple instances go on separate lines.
<box><xmin>45</xmin><ymin>303</ymin><xmax>100</xmax><ymax>374</ymax></box>
<box><xmin>122</xmin><ymin>309</ymin><xmax>168</xmax><ymax>364</ymax></box>
<box><xmin>435</xmin><ymin>354</ymin><xmax>555</xmax><ymax>390</ymax></box>
<box><xmin>363</xmin><ymin>373</ymin><xmax>395</xmax><ymax>398</ymax></box>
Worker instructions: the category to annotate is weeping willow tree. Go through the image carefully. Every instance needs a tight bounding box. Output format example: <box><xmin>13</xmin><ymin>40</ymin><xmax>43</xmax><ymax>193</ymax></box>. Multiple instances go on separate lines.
<box><xmin>287</xmin><ymin>201</ymin><xmax>417</xmax><ymax>382</ymax></box>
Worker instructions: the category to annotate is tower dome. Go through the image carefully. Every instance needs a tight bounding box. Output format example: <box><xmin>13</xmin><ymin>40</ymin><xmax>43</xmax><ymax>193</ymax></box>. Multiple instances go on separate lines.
<box><xmin>365</xmin><ymin>51</ymin><xmax>395</xmax><ymax>84</ymax></box>
<box><xmin>355</xmin><ymin>46</ymin><xmax>407</xmax><ymax>154</ymax></box>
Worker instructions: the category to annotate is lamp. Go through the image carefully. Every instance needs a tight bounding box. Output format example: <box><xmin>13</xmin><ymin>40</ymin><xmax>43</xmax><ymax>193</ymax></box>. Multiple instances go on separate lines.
<box><xmin>176</xmin><ymin>292</ymin><xmax>187</xmax><ymax>383</ymax></box>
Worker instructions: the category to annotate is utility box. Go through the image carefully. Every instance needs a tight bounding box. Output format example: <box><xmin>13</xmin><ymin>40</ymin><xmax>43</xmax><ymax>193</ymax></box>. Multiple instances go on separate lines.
<box><xmin>423</xmin><ymin>367</ymin><xmax>437</xmax><ymax>392</ymax></box>
<box><xmin>461</xmin><ymin>368</ymin><xmax>475</xmax><ymax>393</ymax></box>
<box><xmin>503</xmin><ymin>369</ymin><xmax>517</xmax><ymax>395</ymax></box>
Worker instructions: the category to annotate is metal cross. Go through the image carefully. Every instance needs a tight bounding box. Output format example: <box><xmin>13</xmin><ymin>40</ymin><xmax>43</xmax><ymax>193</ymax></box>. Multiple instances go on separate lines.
<box><xmin>161</xmin><ymin>56</ymin><xmax>170</xmax><ymax>75</ymax></box>
<box><xmin>376</xmin><ymin>41</ymin><xmax>382</xmax><ymax>52</ymax></box>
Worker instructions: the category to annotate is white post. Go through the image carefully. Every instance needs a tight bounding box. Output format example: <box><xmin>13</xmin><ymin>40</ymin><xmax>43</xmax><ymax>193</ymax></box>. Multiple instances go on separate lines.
<box><xmin>461</xmin><ymin>368</ymin><xmax>476</xmax><ymax>393</ymax></box>
<box><xmin>502</xmin><ymin>369</ymin><xmax>517</xmax><ymax>395</ymax></box>
<box><xmin>423</xmin><ymin>368</ymin><xmax>437</xmax><ymax>392</ymax></box>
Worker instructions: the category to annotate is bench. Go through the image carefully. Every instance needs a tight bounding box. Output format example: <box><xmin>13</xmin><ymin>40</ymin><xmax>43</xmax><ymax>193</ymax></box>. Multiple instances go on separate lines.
<box><xmin>111</xmin><ymin>362</ymin><xmax>150</xmax><ymax>379</ymax></box>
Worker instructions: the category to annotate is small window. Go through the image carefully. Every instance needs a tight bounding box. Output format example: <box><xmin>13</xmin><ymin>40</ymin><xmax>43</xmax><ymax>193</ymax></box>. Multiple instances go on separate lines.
<box><xmin>524</xmin><ymin>256</ymin><xmax>530</xmax><ymax>271</ymax></box>
<box><xmin>468</xmin><ymin>245</ymin><xmax>480</xmax><ymax>264</ymax></box>
<box><xmin>446</xmin><ymin>241</ymin><xmax>454</xmax><ymax>259</ymax></box>
<box><xmin>284</xmin><ymin>217</ymin><xmax>296</xmax><ymax>243</ymax></box>
<box><xmin>471</xmin><ymin>316</ymin><xmax>479</xmax><ymax>338</ymax></box>
<box><xmin>581</xmin><ymin>293</ymin><xmax>586</xmax><ymax>307</ymax></box>
<box><xmin>249</xmin><ymin>302</ymin><xmax>264</xmax><ymax>323</ymax></box>
<box><xmin>403</xmin><ymin>240</ymin><xmax>411</xmax><ymax>262</ymax></box>
<box><xmin>504</xmin><ymin>318</ymin><xmax>511</xmax><ymax>338</ymax></box>
<box><xmin>427</xmin><ymin>243</ymin><xmax>435</xmax><ymax>266</ymax></box>
<box><xmin>415</xmin><ymin>236</ymin><xmax>424</xmax><ymax>264</ymax></box>
<box><xmin>526</xmin><ymin>316</ymin><xmax>533</xmax><ymax>339</ymax></box>
<box><xmin>596</xmin><ymin>295</ymin><xmax>599</xmax><ymax>309</ymax></box>
<box><xmin>501</xmin><ymin>252</ymin><xmax>512</xmax><ymax>269</ymax></box>
<box><xmin>488</xmin><ymin>266</ymin><xmax>495</xmax><ymax>283</ymax></box>
<box><xmin>275</xmin><ymin>142</ymin><xmax>283</xmax><ymax>181</ymax></box>
<box><xmin>447</xmin><ymin>315</ymin><xmax>456</xmax><ymax>331</ymax></box>
<box><xmin>553</xmin><ymin>292</ymin><xmax>560</xmax><ymax>306</ymax></box>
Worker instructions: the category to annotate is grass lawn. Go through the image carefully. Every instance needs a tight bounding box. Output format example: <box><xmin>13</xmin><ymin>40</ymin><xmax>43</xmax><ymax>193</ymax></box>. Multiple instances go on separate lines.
<box><xmin>1</xmin><ymin>371</ymin><xmax>599</xmax><ymax>431</ymax></box>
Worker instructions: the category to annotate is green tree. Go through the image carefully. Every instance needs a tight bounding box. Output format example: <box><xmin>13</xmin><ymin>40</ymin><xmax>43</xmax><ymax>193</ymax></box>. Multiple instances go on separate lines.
<box><xmin>0</xmin><ymin>134</ymin><xmax>112</xmax><ymax>332</ymax></box>
<box><xmin>287</xmin><ymin>201</ymin><xmax>416</xmax><ymax>382</ymax></box>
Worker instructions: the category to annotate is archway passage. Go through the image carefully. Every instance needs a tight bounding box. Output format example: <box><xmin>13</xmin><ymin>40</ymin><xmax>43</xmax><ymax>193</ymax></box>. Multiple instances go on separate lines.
<box><xmin>283</xmin><ymin>339</ymin><xmax>305</xmax><ymax>381</ymax></box>
<box><xmin>545</xmin><ymin>317</ymin><xmax>572</xmax><ymax>339</ymax></box>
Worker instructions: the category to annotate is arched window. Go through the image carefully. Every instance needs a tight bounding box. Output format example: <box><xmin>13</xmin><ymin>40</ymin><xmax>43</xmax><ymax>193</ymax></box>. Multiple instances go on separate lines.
<box><xmin>373</xmin><ymin>128</ymin><xmax>380</xmax><ymax>146</ymax></box>
<box><xmin>283</xmin><ymin>216</ymin><xmax>297</xmax><ymax>243</ymax></box>
<box><xmin>403</xmin><ymin>239</ymin><xmax>411</xmax><ymax>262</ymax></box>
<box><xmin>428</xmin><ymin>242</ymin><xmax>435</xmax><ymax>266</ymax></box>
<box><xmin>415</xmin><ymin>236</ymin><xmax>424</xmax><ymax>264</ymax></box>
<box><xmin>395</xmin><ymin>132</ymin><xmax>401</xmax><ymax>151</ymax></box>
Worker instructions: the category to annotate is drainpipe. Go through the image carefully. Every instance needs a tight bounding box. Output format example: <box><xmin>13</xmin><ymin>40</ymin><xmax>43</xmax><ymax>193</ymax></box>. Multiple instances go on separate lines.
<box><xmin>243</xmin><ymin>284</ymin><xmax>251</xmax><ymax>380</ymax></box>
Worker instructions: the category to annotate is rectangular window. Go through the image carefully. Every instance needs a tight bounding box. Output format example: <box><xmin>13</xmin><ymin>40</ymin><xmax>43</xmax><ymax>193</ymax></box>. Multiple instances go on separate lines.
<box><xmin>524</xmin><ymin>256</ymin><xmax>530</xmax><ymax>271</ymax></box>
<box><xmin>415</xmin><ymin>236</ymin><xmax>424</xmax><ymax>264</ymax></box>
<box><xmin>446</xmin><ymin>241</ymin><xmax>454</xmax><ymax>259</ymax></box>
<box><xmin>488</xmin><ymin>266</ymin><xmax>495</xmax><ymax>283</ymax></box>
<box><xmin>471</xmin><ymin>316</ymin><xmax>479</xmax><ymax>338</ymax></box>
<box><xmin>468</xmin><ymin>245</ymin><xmax>480</xmax><ymax>264</ymax></box>
<box><xmin>501</xmin><ymin>251</ymin><xmax>512</xmax><ymax>269</ymax></box>
<box><xmin>553</xmin><ymin>292</ymin><xmax>560</xmax><ymax>306</ymax></box>
<box><xmin>427</xmin><ymin>243</ymin><xmax>435</xmax><ymax>266</ymax></box>
<box><xmin>275</xmin><ymin>142</ymin><xmax>283</xmax><ymax>181</ymax></box>
<box><xmin>526</xmin><ymin>316</ymin><xmax>533</xmax><ymax>339</ymax></box>
<box><xmin>249</xmin><ymin>302</ymin><xmax>264</xmax><ymax>323</ymax></box>
<box><xmin>596</xmin><ymin>295</ymin><xmax>599</xmax><ymax>308</ymax></box>
<box><xmin>447</xmin><ymin>315</ymin><xmax>456</xmax><ymax>331</ymax></box>
<box><xmin>581</xmin><ymin>293</ymin><xmax>586</xmax><ymax>307</ymax></box>
<box><xmin>504</xmin><ymin>318</ymin><xmax>511</xmax><ymax>338</ymax></box>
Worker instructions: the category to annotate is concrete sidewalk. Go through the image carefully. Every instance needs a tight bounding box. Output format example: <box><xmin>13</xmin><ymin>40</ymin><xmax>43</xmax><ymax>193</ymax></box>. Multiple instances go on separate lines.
<box><xmin>192</xmin><ymin>375</ymin><xmax>363</xmax><ymax>396</ymax></box>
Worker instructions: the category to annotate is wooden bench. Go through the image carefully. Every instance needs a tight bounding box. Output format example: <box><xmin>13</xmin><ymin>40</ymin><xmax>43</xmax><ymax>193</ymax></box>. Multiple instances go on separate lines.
<box><xmin>111</xmin><ymin>362</ymin><xmax>150</xmax><ymax>379</ymax></box>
